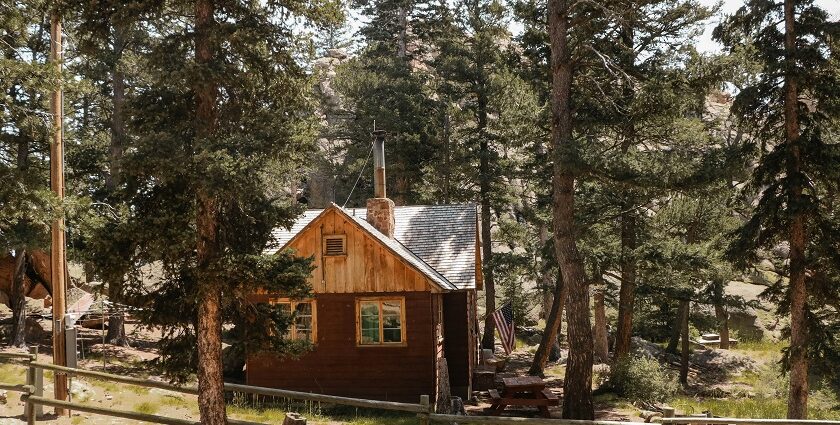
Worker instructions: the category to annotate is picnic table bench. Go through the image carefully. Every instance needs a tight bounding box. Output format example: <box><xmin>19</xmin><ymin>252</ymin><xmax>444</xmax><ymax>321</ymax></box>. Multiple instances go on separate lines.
<box><xmin>488</xmin><ymin>376</ymin><xmax>558</xmax><ymax>418</ymax></box>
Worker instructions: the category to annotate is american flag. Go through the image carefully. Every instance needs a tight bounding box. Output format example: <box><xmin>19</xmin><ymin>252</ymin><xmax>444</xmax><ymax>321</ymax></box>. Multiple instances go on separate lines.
<box><xmin>492</xmin><ymin>301</ymin><xmax>515</xmax><ymax>354</ymax></box>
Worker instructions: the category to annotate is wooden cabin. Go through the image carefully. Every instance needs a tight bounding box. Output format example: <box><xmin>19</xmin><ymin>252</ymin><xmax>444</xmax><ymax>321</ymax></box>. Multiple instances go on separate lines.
<box><xmin>247</xmin><ymin>135</ymin><xmax>481</xmax><ymax>403</ymax></box>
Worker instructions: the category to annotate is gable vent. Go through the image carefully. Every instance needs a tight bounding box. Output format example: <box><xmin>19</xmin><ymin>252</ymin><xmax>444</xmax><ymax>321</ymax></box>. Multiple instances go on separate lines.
<box><xmin>323</xmin><ymin>235</ymin><xmax>346</xmax><ymax>256</ymax></box>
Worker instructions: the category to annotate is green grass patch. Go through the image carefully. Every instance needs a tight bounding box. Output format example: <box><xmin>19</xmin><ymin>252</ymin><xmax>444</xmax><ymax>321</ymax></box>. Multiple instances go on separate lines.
<box><xmin>544</xmin><ymin>363</ymin><xmax>566</xmax><ymax>378</ymax></box>
<box><xmin>227</xmin><ymin>402</ymin><xmax>416</xmax><ymax>425</ymax></box>
<box><xmin>670</xmin><ymin>396</ymin><xmax>840</xmax><ymax>420</ymax></box>
<box><xmin>735</xmin><ymin>340</ymin><xmax>786</xmax><ymax>353</ymax></box>
<box><xmin>134</xmin><ymin>401</ymin><xmax>160</xmax><ymax>415</ymax></box>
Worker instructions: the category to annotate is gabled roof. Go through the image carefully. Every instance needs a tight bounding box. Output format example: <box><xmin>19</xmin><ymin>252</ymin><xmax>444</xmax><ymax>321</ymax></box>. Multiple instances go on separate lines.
<box><xmin>268</xmin><ymin>204</ymin><xmax>479</xmax><ymax>290</ymax></box>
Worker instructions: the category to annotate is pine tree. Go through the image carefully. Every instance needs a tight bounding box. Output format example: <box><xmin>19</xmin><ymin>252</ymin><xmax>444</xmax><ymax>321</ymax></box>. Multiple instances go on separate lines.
<box><xmin>545</xmin><ymin>0</ymin><xmax>596</xmax><ymax>417</ymax></box>
<box><xmin>333</xmin><ymin>0</ymin><xmax>444</xmax><ymax>206</ymax></box>
<box><xmin>0</xmin><ymin>0</ymin><xmax>56</xmax><ymax>347</ymax></box>
<box><xmin>716</xmin><ymin>0</ymin><xmax>840</xmax><ymax>418</ymax></box>
<box><xmin>430</xmin><ymin>0</ymin><xmax>540</xmax><ymax>350</ymax></box>
<box><xmin>66</xmin><ymin>0</ymin><xmax>162</xmax><ymax>347</ymax></box>
<box><xmin>107</xmin><ymin>1</ymin><xmax>340</xmax><ymax>422</ymax></box>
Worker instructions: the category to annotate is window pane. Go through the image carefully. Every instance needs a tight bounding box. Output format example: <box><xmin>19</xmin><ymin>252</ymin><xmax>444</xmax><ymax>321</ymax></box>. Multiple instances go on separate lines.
<box><xmin>382</xmin><ymin>301</ymin><xmax>401</xmax><ymax>316</ymax></box>
<box><xmin>361</xmin><ymin>314</ymin><xmax>379</xmax><ymax>330</ymax></box>
<box><xmin>383</xmin><ymin>328</ymin><xmax>402</xmax><ymax>343</ymax></box>
<box><xmin>360</xmin><ymin>302</ymin><xmax>379</xmax><ymax>316</ymax></box>
<box><xmin>383</xmin><ymin>313</ymin><xmax>400</xmax><ymax>328</ymax></box>
<box><xmin>296</xmin><ymin>316</ymin><xmax>312</xmax><ymax>331</ymax></box>
<box><xmin>295</xmin><ymin>302</ymin><xmax>312</xmax><ymax>316</ymax></box>
<box><xmin>361</xmin><ymin>328</ymin><xmax>379</xmax><ymax>344</ymax></box>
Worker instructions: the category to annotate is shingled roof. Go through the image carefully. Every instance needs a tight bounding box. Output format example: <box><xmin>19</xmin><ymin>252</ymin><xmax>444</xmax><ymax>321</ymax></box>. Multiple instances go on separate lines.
<box><xmin>268</xmin><ymin>204</ymin><xmax>479</xmax><ymax>290</ymax></box>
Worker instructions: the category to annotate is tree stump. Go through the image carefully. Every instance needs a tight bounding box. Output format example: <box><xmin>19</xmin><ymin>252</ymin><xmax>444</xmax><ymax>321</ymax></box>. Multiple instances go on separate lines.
<box><xmin>282</xmin><ymin>412</ymin><xmax>306</xmax><ymax>425</ymax></box>
<box><xmin>472</xmin><ymin>368</ymin><xmax>495</xmax><ymax>391</ymax></box>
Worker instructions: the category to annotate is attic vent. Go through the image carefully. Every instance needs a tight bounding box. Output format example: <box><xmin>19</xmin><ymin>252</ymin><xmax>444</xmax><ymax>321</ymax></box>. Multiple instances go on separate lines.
<box><xmin>323</xmin><ymin>235</ymin><xmax>347</xmax><ymax>256</ymax></box>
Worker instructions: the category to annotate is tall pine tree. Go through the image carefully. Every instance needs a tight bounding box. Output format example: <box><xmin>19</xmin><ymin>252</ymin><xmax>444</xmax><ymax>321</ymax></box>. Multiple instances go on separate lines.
<box><xmin>717</xmin><ymin>0</ymin><xmax>840</xmax><ymax>418</ymax></box>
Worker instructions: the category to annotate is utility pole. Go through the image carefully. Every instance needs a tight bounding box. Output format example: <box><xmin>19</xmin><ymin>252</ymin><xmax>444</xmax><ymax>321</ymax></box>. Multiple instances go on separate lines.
<box><xmin>50</xmin><ymin>12</ymin><xmax>68</xmax><ymax>413</ymax></box>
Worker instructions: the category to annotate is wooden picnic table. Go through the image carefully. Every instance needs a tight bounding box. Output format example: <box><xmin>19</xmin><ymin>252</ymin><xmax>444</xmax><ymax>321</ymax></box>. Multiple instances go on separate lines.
<box><xmin>488</xmin><ymin>376</ymin><xmax>559</xmax><ymax>418</ymax></box>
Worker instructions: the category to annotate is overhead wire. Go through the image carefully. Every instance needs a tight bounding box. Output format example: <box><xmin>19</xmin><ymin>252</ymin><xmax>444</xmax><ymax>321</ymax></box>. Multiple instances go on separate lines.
<box><xmin>342</xmin><ymin>141</ymin><xmax>374</xmax><ymax>208</ymax></box>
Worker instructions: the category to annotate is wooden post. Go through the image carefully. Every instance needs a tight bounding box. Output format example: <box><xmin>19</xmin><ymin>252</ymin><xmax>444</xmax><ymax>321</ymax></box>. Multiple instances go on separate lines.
<box><xmin>663</xmin><ymin>406</ymin><xmax>675</xmax><ymax>418</ymax></box>
<box><xmin>49</xmin><ymin>12</ymin><xmax>69</xmax><ymax>414</ymax></box>
<box><xmin>419</xmin><ymin>395</ymin><xmax>430</xmax><ymax>425</ymax></box>
<box><xmin>26</xmin><ymin>347</ymin><xmax>43</xmax><ymax>419</ymax></box>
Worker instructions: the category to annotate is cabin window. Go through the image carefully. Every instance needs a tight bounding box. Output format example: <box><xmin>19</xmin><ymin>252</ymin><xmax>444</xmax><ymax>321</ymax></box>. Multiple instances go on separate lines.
<box><xmin>269</xmin><ymin>298</ymin><xmax>317</xmax><ymax>342</ymax></box>
<box><xmin>356</xmin><ymin>297</ymin><xmax>406</xmax><ymax>346</ymax></box>
<box><xmin>322</xmin><ymin>234</ymin><xmax>346</xmax><ymax>256</ymax></box>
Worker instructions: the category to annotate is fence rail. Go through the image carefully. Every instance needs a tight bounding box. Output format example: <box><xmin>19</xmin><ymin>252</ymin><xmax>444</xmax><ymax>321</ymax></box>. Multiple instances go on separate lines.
<box><xmin>428</xmin><ymin>414</ymin><xmax>643</xmax><ymax>424</ymax></box>
<box><xmin>5</xmin><ymin>352</ymin><xmax>840</xmax><ymax>425</ymax></box>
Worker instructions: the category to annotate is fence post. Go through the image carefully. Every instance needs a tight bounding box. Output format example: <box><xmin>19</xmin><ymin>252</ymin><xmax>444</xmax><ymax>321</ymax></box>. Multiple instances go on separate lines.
<box><xmin>24</xmin><ymin>347</ymin><xmax>37</xmax><ymax>424</ymax></box>
<box><xmin>663</xmin><ymin>406</ymin><xmax>675</xmax><ymax>419</ymax></box>
<box><xmin>28</xmin><ymin>346</ymin><xmax>43</xmax><ymax>418</ymax></box>
<box><xmin>419</xmin><ymin>395</ymin><xmax>430</xmax><ymax>425</ymax></box>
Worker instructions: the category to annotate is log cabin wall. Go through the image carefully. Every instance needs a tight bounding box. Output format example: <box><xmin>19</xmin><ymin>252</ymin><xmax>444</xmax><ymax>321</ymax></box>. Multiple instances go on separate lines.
<box><xmin>285</xmin><ymin>209</ymin><xmax>440</xmax><ymax>294</ymax></box>
<box><xmin>443</xmin><ymin>291</ymin><xmax>472</xmax><ymax>399</ymax></box>
<box><xmin>246</xmin><ymin>291</ymin><xmax>436</xmax><ymax>402</ymax></box>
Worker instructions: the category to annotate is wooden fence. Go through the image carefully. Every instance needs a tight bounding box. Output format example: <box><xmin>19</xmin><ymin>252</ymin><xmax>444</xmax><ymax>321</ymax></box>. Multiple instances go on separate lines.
<box><xmin>3</xmin><ymin>352</ymin><xmax>840</xmax><ymax>425</ymax></box>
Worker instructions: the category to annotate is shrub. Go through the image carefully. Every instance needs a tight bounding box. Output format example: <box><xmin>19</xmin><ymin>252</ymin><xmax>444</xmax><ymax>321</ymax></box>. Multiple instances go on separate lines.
<box><xmin>608</xmin><ymin>356</ymin><xmax>678</xmax><ymax>404</ymax></box>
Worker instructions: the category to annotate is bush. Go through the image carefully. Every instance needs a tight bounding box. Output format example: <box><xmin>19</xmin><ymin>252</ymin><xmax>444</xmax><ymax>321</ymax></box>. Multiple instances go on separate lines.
<box><xmin>608</xmin><ymin>356</ymin><xmax>678</xmax><ymax>404</ymax></box>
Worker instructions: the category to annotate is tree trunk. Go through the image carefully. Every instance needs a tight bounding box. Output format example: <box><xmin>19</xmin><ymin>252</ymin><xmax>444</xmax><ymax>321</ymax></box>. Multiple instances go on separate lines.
<box><xmin>10</xmin><ymin>119</ymin><xmax>30</xmax><ymax>348</ymax></box>
<box><xmin>196</xmin><ymin>272</ymin><xmax>225</xmax><ymax>425</ymax></box>
<box><xmin>614</xmin><ymin>210</ymin><xmax>636</xmax><ymax>359</ymax></box>
<box><xmin>529</xmin><ymin>269</ymin><xmax>565</xmax><ymax>376</ymax></box>
<box><xmin>9</xmin><ymin>250</ymin><xmax>28</xmax><ymax>347</ymax></box>
<box><xmin>783</xmin><ymin>0</ymin><xmax>807</xmax><ymax>418</ymax></box>
<box><xmin>105</xmin><ymin>279</ymin><xmax>128</xmax><ymax>346</ymax></box>
<box><xmin>666</xmin><ymin>300</ymin><xmax>686</xmax><ymax>354</ymax></box>
<box><xmin>478</xmin><ymin>82</ymin><xmax>496</xmax><ymax>351</ymax></box>
<box><xmin>105</xmin><ymin>21</ymin><xmax>128</xmax><ymax>347</ymax></box>
<box><xmin>714</xmin><ymin>303</ymin><xmax>729</xmax><ymax>350</ymax></box>
<box><xmin>548</xmin><ymin>0</ymin><xmax>593</xmax><ymax>418</ymax></box>
<box><xmin>593</xmin><ymin>288</ymin><xmax>609</xmax><ymax>363</ymax></box>
<box><xmin>537</xmin><ymin>224</ymin><xmax>553</xmax><ymax>320</ymax></box>
<box><xmin>195</xmin><ymin>0</ymin><xmax>226</xmax><ymax>423</ymax></box>
<box><xmin>679</xmin><ymin>299</ymin><xmax>690</xmax><ymax>386</ymax></box>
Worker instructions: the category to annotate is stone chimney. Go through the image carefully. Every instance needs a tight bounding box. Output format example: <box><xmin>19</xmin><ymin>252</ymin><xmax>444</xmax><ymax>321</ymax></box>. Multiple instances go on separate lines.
<box><xmin>366</xmin><ymin>130</ymin><xmax>395</xmax><ymax>238</ymax></box>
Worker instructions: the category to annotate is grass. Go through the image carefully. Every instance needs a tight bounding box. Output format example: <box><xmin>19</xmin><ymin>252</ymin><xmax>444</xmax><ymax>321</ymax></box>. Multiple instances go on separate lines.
<box><xmin>671</xmin><ymin>396</ymin><xmax>840</xmax><ymax>420</ymax></box>
<box><xmin>226</xmin><ymin>402</ymin><xmax>417</xmax><ymax>425</ymax></box>
<box><xmin>128</xmin><ymin>384</ymin><xmax>150</xmax><ymax>395</ymax></box>
<box><xmin>88</xmin><ymin>377</ymin><xmax>120</xmax><ymax>393</ymax></box>
<box><xmin>670</xmin><ymin>338</ymin><xmax>840</xmax><ymax>421</ymax></box>
<box><xmin>71</xmin><ymin>416</ymin><xmax>86</xmax><ymax>425</ymax></box>
<box><xmin>0</xmin><ymin>362</ymin><xmax>27</xmax><ymax>385</ymax></box>
<box><xmin>735</xmin><ymin>339</ymin><xmax>786</xmax><ymax>353</ymax></box>
<box><xmin>161</xmin><ymin>394</ymin><xmax>191</xmax><ymax>409</ymax></box>
<box><xmin>545</xmin><ymin>363</ymin><xmax>566</xmax><ymax>378</ymax></box>
<box><xmin>134</xmin><ymin>401</ymin><xmax>160</xmax><ymax>415</ymax></box>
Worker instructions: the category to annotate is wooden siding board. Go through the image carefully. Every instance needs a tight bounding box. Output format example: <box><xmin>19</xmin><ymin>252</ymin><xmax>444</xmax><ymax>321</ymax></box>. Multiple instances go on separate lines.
<box><xmin>246</xmin><ymin>292</ymin><xmax>436</xmax><ymax>402</ymax></box>
<box><xmin>364</xmin><ymin>235</ymin><xmax>375</xmax><ymax>292</ymax></box>
<box><xmin>284</xmin><ymin>206</ymin><xmax>455</xmax><ymax>294</ymax></box>
<box><xmin>352</xmin><ymin>227</ymin><xmax>360</xmax><ymax>292</ymax></box>
<box><xmin>384</xmin><ymin>253</ymin><xmax>395</xmax><ymax>292</ymax></box>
